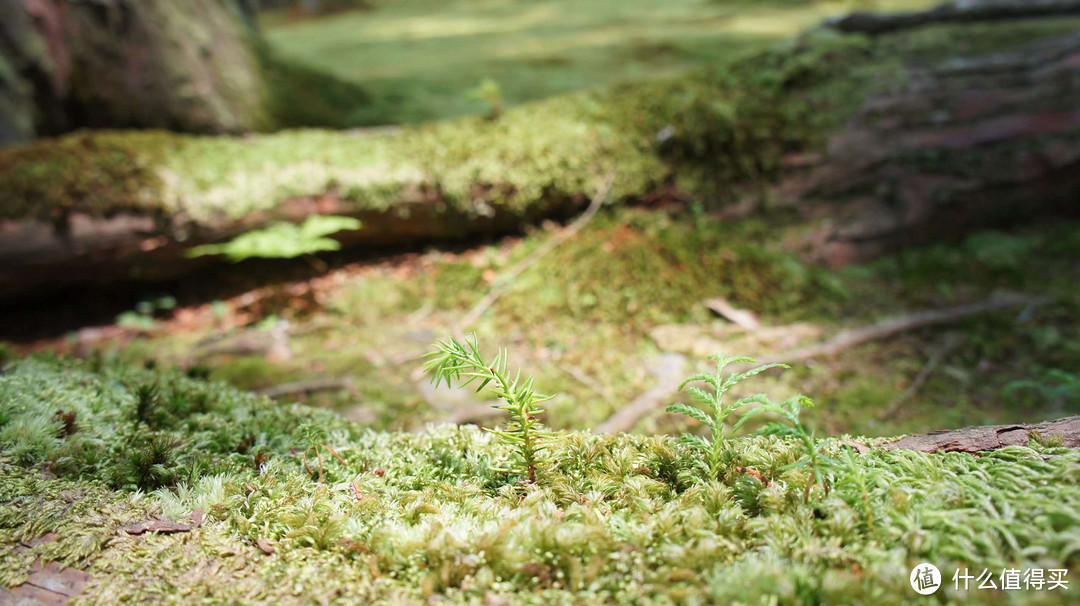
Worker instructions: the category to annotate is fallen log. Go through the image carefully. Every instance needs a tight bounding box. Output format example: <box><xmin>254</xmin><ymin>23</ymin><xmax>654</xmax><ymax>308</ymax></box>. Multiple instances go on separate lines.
<box><xmin>828</xmin><ymin>0</ymin><xmax>1080</xmax><ymax>35</ymax></box>
<box><xmin>880</xmin><ymin>415</ymin><xmax>1080</xmax><ymax>453</ymax></box>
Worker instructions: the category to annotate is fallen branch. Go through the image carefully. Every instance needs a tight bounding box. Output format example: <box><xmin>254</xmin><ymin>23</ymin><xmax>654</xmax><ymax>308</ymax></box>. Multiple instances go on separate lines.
<box><xmin>879</xmin><ymin>415</ymin><xmax>1080</xmax><ymax>453</ymax></box>
<box><xmin>878</xmin><ymin>334</ymin><xmax>962</xmax><ymax>421</ymax></box>
<box><xmin>704</xmin><ymin>297</ymin><xmax>761</xmax><ymax>331</ymax></box>
<box><xmin>256</xmin><ymin>377</ymin><xmax>353</xmax><ymax>399</ymax></box>
<box><xmin>774</xmin><ymin>294</ymin><xmax>1047</xmax><ymax>364</ymax></box>
<box><xmin>595</xmin><ymin>354</ymin><xmax>686</xmax><ymax>434</ymax></box>
<box><xmin>597</xmin><ymin>294</ymin><xmax>1047</xmax><ymax>433</ymax></box>
<box><xmin>457</xmin><ymin>174</ymin><xmax>615</xmax><ymax>332</ymax></box>
<box><xmin>828</xmin><ymin>0</ymin><xmax>1080</xmax><ymax>35</ymax></box>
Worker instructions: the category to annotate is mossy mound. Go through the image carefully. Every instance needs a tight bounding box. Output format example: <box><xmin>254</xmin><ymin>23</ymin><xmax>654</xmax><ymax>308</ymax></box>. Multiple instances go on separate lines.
<box><xmin>6</xmin><ymin>18</ymin><xmax>1077</xmax><ymax>229</ymax></box>
<box><xmin>1</xmin><ymin>29</ymin><xmax>878</xmax><ymax>225</ymax></box>
<box><xmin>2</xmin><ymin>357</ymin><xmax>1078</xmax><ymax>603</ymax></box>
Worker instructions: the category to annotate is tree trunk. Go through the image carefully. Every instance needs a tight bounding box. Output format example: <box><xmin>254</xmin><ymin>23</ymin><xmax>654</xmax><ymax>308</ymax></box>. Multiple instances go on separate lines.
<box><xmin>0</xmin><ymin>0</ymin><xmax>269</xmax><ymax>145</ymax></box>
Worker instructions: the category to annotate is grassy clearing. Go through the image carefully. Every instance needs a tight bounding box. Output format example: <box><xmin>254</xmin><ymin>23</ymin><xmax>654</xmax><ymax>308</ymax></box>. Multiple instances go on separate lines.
<box><xmin>1</xmin><ymin>356</ymin><xmax>1078</xmax><ymax>603</ymax></box>
<box><xmin>261</xmin><ymin>0</ymin><xmax>934</xmax><ymax>125</ymax></box>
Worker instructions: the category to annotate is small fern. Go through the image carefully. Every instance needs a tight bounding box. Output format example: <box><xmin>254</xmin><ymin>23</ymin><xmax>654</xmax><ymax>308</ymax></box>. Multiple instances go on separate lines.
<box><xmin>667</xmin><ymin>354</ymin><xmax>787</xmax><ymax>480</ymax></box>
<box><xmin>188</xmin><ymin>215</ymin><xmax>361</xmax><ymax>262</ymax></box>
<box><xmin>424</xmin><ymin>335</ymin><xmax>554</xmax><ymax>484</ymax></box>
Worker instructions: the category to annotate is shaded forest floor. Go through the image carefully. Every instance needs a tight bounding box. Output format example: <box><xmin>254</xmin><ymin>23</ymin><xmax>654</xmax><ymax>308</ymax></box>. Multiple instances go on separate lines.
<box><xmin>3</xmin><ymin>3</ymin><xmax>1080</xmax><ymax>603</ymax></box>
<box><xmin>13</xmin><ymin>207</ymin><xmax>1080</xmax><ymax>441</ymax></box>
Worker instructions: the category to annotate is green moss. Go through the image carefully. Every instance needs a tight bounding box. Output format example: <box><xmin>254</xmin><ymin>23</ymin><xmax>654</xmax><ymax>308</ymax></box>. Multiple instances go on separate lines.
<box><xmin>0</xmin><ymin>29</ymin><xmax>881</xmax><ymax>225</ymax></box>
<box><xmin>5</xmin><ymin>15</ymin><xmax>1077</xmax><ymax>231</ymax></box>
<box><xmin>1</xmin><ymin>356</ymin><xmax>1078</xmax><ymax>603</ymax></box>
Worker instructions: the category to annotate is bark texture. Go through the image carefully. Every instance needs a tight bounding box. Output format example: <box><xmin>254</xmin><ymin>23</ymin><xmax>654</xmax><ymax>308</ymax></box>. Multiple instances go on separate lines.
<box><xmin>791</xmin><ymin>28</ymin><xmax>1080</xmax><ymax>265</ymax></box>
<box><xmin>881</xmin><ymin>415</ymin><xmax>1080</xmax><ymax>453</ymax></box>
<box><xmin>0</xmin><ymin>0</ymin><xmax>268</xmax><ymax>145</ymax></box>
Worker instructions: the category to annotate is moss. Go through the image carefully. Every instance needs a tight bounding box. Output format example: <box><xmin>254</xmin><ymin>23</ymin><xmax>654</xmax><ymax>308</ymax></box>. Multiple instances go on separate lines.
<box><xmin>0</xmin><ymin>29</ymin><xmax>880</xmax><ymax>225</ymax></box>
<box><xmin>1</xmin><ymin>356</ymin><xmax>1078</xmax><ymax>603</ymax></box>
<box><xmin>4</xmin><ymin>16</ymin><xmax>1078</xmax><ymax>230</ymax></box>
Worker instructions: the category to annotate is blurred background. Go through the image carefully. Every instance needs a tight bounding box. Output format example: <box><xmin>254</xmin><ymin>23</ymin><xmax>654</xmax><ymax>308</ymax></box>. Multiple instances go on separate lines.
<box><xmin>1</xmin><ymin>0</ymin><xmax>1078</xmax><ymax>438</ymax></box>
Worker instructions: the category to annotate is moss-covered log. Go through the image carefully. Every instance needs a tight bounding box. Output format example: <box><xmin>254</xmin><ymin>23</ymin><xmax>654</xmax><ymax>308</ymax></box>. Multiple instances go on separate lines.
<box><xmin>829</xmin><ymin>0</ymin><xmax>1080</xmax><ymax>34</ymax></box>
<box><xmin>2</xmin><ymin>15</ymin><xmax>1080</xmax><ymax>299</ymax></box>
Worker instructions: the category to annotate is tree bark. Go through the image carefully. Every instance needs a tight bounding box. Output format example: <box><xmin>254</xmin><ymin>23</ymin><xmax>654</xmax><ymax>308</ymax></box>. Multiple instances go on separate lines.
<box><xmin>0</xmin><ymin>0</ymin><xmax>269</xmax><ymax>145</ymax></box>
<box><xmin>790</xmin><ymin>28</ymin><xmax>1080</xmax><ymax>265</ymax></box>
<box><xmin>879</xmin><ymin>415</ymin><xmax>1080</xmax><ymax>453</ymax></box>
<box><xmin>828</xmin><ymin>0</ymin><xmax>1080</xmax><ymax>35</ymax></box>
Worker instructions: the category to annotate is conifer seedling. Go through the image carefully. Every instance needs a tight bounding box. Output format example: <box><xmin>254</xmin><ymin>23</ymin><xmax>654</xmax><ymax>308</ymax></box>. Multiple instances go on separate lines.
<box><xmin>424</xmin><ymin>335</ymin><xmax>555</xmax><ymax>484</ymax></box>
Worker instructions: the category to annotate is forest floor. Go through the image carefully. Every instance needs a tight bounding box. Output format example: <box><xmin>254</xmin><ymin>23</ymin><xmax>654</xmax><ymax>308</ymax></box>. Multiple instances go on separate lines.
<box><xmin>2</xmin><ymin>3</ymin><xmax>1080</xmax><ymax>603</ymax></box>
<box><xmin>2</xmin><ymin>353</ymin><xmax>1079</xmax><ymax>604</ymax></box>
<box><xmin>15</xmin><ymin>207</ymin><xmax>1080</xmax><ymax>441</ymax></box>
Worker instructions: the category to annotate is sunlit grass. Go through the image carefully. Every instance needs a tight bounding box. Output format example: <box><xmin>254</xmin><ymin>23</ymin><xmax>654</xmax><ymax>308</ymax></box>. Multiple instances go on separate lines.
<box><xmin>262</xmin><ymin>0</ymin><xmax>935</xmax><ymax>125</ymax></box>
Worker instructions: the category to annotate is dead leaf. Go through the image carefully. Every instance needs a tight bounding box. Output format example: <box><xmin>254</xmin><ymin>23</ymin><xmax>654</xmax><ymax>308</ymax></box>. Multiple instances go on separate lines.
<box><xmin>125</xmin><ymin>508</ymin><xmax>203</xmax><ymax>535</ymax></box>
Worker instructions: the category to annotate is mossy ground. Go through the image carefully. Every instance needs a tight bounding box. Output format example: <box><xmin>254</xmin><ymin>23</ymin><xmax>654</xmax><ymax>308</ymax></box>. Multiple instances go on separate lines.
<box><xmin>1</xmin><ymin>357</ymin><xmax>1078</xmax><ymax>604</ymax></box>
<box><xmin>73</xmin><ymin>207</ymin><xmax>1080</xmax><ymax>443</ymax></box>
<box><xmin>4</xmin><ymin>10</ymin><xmax>1080</xmax><ymax>603</ymax></box>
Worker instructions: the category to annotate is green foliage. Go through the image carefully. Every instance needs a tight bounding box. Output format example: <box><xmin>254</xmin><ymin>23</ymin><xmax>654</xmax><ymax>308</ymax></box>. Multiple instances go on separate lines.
<box><xmin>188</xmin><ymin>215</ymin><xmax>362</xmax><ymax>261</ymax></box>
<box><xmin>1006</xmin><ymin>369</ymin><xmax>1080</xmax><ymax>408</ymax></box>
<box><xmin>295</xmin><ymin>421</ymin><xmax>347</xmax><ymax>482</ymax></box>
<box><xmin>115</xmin><ymin>296</ymin><xmax>177</xmax><ymax>331</ymax></box>
<box><xmin>467</xmin><ymin>78</ymin><xmax>503</xmax><ymax>119</ymax></box>
<box><xmin>120</xmin><ymin>434</ymin><xmax>177</xmax><ymax>491</ymax></box>
<box><xmin>667</xmin><ymin>354</ymin><xmax>788</xmax><ymax>480</ymax></box>
<box><xmin>425</xmin><ymin>335</ymin><xmax>556</xmax><ymax>483</ymax></box>
<box><xmin>734</xmin><ymin>392</ymin><xmax>836</xmax><ymax>502</ymax></box>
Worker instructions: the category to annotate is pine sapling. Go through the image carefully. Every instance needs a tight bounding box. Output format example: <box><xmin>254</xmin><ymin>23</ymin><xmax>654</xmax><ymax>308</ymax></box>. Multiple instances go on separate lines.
<box><xmin>424</xmin><ymin>335</ymin><xmax>555</xmax><ymax>484</ymax></box>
